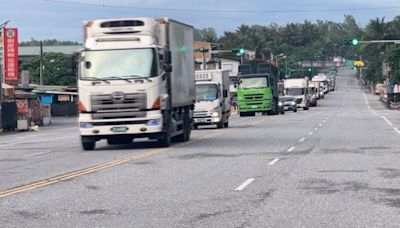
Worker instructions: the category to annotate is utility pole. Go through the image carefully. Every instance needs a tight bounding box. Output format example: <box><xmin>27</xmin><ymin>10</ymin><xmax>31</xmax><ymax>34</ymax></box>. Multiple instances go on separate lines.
<box><xmin>0</xmin><ymin>20</ymin><xmax>10</xmax><ymax>129</ymax></box>
<box><xmin>39</xmin><ymin>41</ymin><xmax>43</xmax><ymax>85</ymax></box>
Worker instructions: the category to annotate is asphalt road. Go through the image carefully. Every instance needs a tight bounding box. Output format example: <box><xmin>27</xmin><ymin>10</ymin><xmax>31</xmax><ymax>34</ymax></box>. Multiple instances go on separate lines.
<box><xmin>1</xmin><ymin>69</ymin><xmax>400</xmax><ymax>227</ymax></box>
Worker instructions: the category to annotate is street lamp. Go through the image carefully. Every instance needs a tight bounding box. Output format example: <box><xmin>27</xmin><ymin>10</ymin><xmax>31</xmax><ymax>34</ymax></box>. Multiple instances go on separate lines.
<box><xmin>276</xmin><ymin>55</ymin><xmax>288</xmax><ymax>76</ymax></box>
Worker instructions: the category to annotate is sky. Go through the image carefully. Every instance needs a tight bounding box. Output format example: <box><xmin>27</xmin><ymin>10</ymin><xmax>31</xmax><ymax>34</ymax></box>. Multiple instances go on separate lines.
<box><xmin>2</xmin><ymin>0</ymin><xmax>400</xmax><ymax>42</ymax></box>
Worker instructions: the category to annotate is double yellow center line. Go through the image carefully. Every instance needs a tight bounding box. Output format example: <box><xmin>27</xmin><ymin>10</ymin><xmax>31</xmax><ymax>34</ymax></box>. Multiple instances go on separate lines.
<box><xmin>0</xmin><ymin>117</ymin><xmax>268</xmax><ymax>198</ymax></box>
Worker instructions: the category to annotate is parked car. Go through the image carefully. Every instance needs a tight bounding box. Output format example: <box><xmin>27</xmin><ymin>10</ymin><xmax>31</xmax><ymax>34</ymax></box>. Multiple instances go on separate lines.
<box><xmin>279</xmin><ymin>96</ymin><xmax>297</xmax><ymax>112</ymax></box>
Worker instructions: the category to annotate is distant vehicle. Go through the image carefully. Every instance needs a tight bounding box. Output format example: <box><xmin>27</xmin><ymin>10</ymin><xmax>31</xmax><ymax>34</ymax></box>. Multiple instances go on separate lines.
<box><xmin>375</xmin><ymin>83</ymin><xmax>385</xmax><ymax>95</ymax></box>
<box><xmin>279</xmin><ymin>96</ymin><xmax>297</xmax><ymax>112</ymax></box>
<box><xmin>78</xmin><ymin>18</ymin><xmax>195</xmax><ymax>150</ymax></box>
<box><xmin>309</xmin><ymin>81</ymin><xmax>322</xmax><ymax>99</ymax></box>
<box><xmin>312</xmin><ymin>74</ymin><xmax>329</xmax><ymax>94</ymax></box>
<box><xmin>308</xmin><ymin>87</ymin><xmax>318</xmax><ymax>107</ymax></box>
<box><xmin>193</xmin><ymin>70</ymin><xmax>230</xmax><ymax>129</ymax></box>
<box><xmin>284</xmin><ymin>78</ymin><xmax>310</xmax><ymax>110</ymax></box>
<box><xmin>237</xmin><ymin>60</ymin><xmax>280</xmax><ymax>116</ymax></box>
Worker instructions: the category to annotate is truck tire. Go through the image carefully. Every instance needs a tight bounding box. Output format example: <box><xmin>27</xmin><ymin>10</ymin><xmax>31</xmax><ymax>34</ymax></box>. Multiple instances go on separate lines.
<box><xmin>223</xmin><ymin>121</ymin><xmax>229</xmax><ymax>128</ymax></box>
<box><xmin>217</xmin><ymin>121</ymin><xmax>224</xmax><ymax>129</ymax></box>
<box><xmin>81</xmin><ymin>136</ymin><xmax>96</xmax><ymax>151</ymax></box>
<box><xmin>175</xmin><ymin>108</ymin><xmax>191</xmax><ymax>142</ymax></box>
<box><xmin>303</xmin><ymin>107</ymin><xmax>309</xmax><ymax>110</ymax></box>
<box><xmin>82</xmin><ymin>141</ymin><xmax>95</xmax><ymax>151</ymax></box>
<box><xmin>239</xmin><ymin>112</ymin><xmax>246</xmax><ymax>117</ymax></box>
<box><xmin>158</xmin><ymin>112</ymin><xmax>172</xmax><ymax>147</ymax></box>
<box><xmin>193</xmin><ymin>124</ymin><xmax>198</xmax><ymax>129</ymax></box>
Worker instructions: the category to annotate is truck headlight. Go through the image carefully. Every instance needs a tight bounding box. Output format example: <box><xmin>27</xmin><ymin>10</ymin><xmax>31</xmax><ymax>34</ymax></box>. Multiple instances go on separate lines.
<box><xmin>212</xmin><ymin>112</ymin><xmax>219</xmax><ymax>117</ymax></box>
<box><xmin>278</xmin><ymin>101</ymin><xmax>283</xmax><ymax>106</ymax></box>
<box><xmin>291</xmin><ymin>102</ymin><xmax>296</xmax><ymax>105</ymax></box>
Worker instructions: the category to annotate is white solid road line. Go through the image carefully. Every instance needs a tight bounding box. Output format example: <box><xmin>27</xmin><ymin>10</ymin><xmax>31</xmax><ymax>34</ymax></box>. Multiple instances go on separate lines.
<box><xmin>299</xmin><ymin>138</ymin><xmax>306</xmax><ymax>142</ymax></box>
<box><xmin>235</xmin><ymin>178</ymin><xmax>255</xmax><ymax>191</ymax></box>
<box><xmin>267</xmin><ymin>158</ymin><xmax>280</xmax><ymax>166</ymax></box>
<box><xmin>288</xmin><ymin>147</ymin><xmax>295</xmax><ymax>152</ymax></box>
<box><xmin>394</xmin><ymin>128</ymin><xmax>400</xmax><ymax>135</ymax></box>
<box><xmin>381</xmin><ymin>115</ymin><xmax>393</xmax><ymax>126</ymax></box>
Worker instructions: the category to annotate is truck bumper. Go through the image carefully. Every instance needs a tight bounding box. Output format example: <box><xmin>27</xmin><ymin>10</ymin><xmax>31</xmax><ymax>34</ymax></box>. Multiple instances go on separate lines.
<box><xmin>79</xmin><ymin>111</ymin><xmax>163</xmax><ymax>137</ymax></box>
<box><xmin>238</xmin><ymin>103</ymin><xmax>271</xmax><ymax>112</ymax></box>
<box><xmin>193</xmin><ymin>116</ymin><xmax>221</xmax><ymax>125</ymax></box>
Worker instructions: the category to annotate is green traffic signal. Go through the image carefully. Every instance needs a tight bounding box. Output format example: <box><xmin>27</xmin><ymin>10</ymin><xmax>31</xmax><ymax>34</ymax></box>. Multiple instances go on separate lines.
<box><xmin>352</xmin><ymin>39</ymin><xmax>359</xmax><ymax>45</ymax></box>
<box><xmin>232</xmin><ymin>48</ymin><xmax>246</xmax><ymax>55</ymax></box>
<box><xmin>308</xmin><ymin>68</ymin><xmax>312</xmax><ymax>72</ymax></box>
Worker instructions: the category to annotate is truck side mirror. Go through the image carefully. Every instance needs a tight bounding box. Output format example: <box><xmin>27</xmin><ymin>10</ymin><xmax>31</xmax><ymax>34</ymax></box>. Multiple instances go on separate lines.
<box><xmin>164</xmin><ymin>64</ymin><xmax>172</xmax><ymax>73</ymax></box>
<box><xmin>164</xmin><ymin>50</ymin><xmax>172</xmax><ymax>65</ymax></box>
<box><xmin>223</xmin><ymin>90</ymin><xmax>228</xmax><ymax>98</ymax></box>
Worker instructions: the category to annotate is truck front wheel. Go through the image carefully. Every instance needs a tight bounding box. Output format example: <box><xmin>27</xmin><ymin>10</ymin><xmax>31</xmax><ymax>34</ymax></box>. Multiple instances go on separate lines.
<box><xmin>81</xmin><ymin>137</ymin><xmax>96</xmax><ymax>151</ymax></box>
<box><xmin>82</xmin><ymin>141</ymin><xmax>95</xmax><ymax>151</ymax></box>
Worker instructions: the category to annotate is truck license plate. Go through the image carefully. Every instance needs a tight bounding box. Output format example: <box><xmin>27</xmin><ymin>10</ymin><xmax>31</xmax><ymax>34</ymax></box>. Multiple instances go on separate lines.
<box><xmin>111</xmin><ymin>126</ymin><xmax>129</xmax><ymax>133</ymax></box>
<box><xmin>195</xmin><ymin>119</ymin><xmax>206</xmax><ymax>123</ymax></box>
<box><xmin>251</xmin><ymin>105</ymin><xmax>258</xmax><ymax>109</ymax></box>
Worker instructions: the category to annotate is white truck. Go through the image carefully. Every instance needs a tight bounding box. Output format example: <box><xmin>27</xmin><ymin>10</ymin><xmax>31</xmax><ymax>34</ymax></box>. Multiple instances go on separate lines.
<box><xmin>193</xmin><ymin>70</ymin><xmax>230</xmax><ymax>129</ymax></box>
<box><xmin>77</xmin><ymin>18</ymin><xmax>196</xmax><ymax>150</ymax></box>
<box><xmin>312</xmin><ymin>74</ymin><xmax>329</xmax><ymax>94</ymax></box>
<box><xmin>284</xmin><ymin>78</ymin><xmax>310</xmax><ymax>110</ymax></box>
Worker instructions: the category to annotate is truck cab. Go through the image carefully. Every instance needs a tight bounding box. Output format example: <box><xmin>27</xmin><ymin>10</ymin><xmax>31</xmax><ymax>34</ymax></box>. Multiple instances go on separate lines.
<box><xmin>284</xmin><ymin>78</ymin><xmax>310</xmax><ymax>110</ymax></box>
<box><xmin>236</xmin><ymin>61</ymin><xmax>280</xmax><ymax>117</ymax></box>
<box><xmin>193</xmin><ymin>70</ymin><xmax>230</xmax><ymax>129</ymax></box>
<box><xmin>78</xmin><ymin>18</ymin><xmax>195</xmax><ymax>150</ymax></box>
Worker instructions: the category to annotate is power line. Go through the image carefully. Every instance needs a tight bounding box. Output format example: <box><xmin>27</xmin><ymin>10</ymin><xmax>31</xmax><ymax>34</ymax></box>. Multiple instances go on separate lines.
<box><xmin>43</xmin><ymin>0</ymin><xmax>400</xmax><ymax>14</ymax></box>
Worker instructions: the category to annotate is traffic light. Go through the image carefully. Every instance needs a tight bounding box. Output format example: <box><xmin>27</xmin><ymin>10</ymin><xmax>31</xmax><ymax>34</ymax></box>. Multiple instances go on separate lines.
<box><xmin>308</xmin><ymin>68</ymin><xmax>312</xmax><ymax>72</ymax></box>
<box><xmin>344</xmin><ymin>39</ymin><xmax>359</xmax><ymax>45</ymax></box>
<box><xmin>195</xmin><ymin>47</ymin><xmax>209</xmax><ymax>53</ymax></box>
<box><xmin>232</xmin><ymin>48</ymin><xmax>246</xmax><ymax>56</ymax></box>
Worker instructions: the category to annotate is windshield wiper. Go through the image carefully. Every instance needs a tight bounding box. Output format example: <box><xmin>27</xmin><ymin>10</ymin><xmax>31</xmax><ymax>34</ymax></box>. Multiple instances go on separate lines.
<box><xmin>103</xmin><ymin>76</ymin><xmax>133</xmax><ymax>83</ymax></box>
<box><xmin>81</xmin><ymin>77</ymin><xmax>110</xmax><ymax>84</ymax></box>
<box><xmin>123</xmin><ymin>75</ymin><xmax>153</xmax><ymax>82</ymax></box>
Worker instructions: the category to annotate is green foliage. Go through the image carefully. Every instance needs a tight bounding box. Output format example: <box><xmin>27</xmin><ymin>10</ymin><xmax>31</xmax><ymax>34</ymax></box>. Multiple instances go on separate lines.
<box><xmin>219</xmin><ymin>16</ymin><xmax>362</xmax><ymax>71</ymax></box>
<box><xmin>19</xmin><ymin>52</ymin><xmax>77</xmax><ymax>86</ymax></box>
<box><xmin>194</xmin><ymin>27</ymin><xmax>218</xmax><ymax>43</ymax></box>
<box><xmin>20</xmin><ymin>38</ymin><xmax>81</xmax><ymax>46</ymax></box>
<box><xmin>386</xmin><ymin>45</ymin><xmax>400</xmax><ymax>84</ymax></box>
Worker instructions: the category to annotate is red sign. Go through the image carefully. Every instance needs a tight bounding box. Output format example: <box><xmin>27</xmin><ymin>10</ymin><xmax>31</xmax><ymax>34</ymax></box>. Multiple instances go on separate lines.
<box><xmin>4</xmin><ymin>28</ymin><xmax>19</xmax><ymax>85</ymax></box>
<box><xmin>16</xmin><ymin>99</ymin><xmax>28</xmax><ymax>114</ymax></box>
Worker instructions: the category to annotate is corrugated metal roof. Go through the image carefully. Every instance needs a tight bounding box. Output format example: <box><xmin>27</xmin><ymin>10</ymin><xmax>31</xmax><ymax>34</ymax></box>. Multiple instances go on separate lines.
<box><xmin>19</xmin><ymin>45</ymin><xmax>82</xmax><ymax>56</ymax></box>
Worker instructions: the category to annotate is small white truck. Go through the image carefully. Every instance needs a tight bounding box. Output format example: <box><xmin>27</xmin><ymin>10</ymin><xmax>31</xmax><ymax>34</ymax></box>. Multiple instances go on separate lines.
<box><xmin>78</xmin><ymin>18</ymin><xmax>196</xmax><ymax>150</ymax></box>
<box><xmin>284</xmin><ymin>78</ymin><xmax>310</xmax><ymax>110</ymax></box>
<box><xmin>193</xmin><ymin>70</ymin><xmax>230</xmax><ymax>129</ymax></box>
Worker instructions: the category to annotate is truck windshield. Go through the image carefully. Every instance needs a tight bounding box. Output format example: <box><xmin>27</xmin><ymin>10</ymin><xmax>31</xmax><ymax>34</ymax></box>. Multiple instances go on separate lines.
<box><xmin>80</xmin><ymin>48</ymin><xmax>158</xmax><ymax>80</ymax></box>
<box><xmin>239</xmin><ymin>77</ymin><xmax>268</xmax><ymax>89</ymax></box>
<box><xmin>196</xmin><ymin>84</ymin><xmax>219</xmax><ymax>101</ymax></box>
<box><xmin>286</xmin><ymin>88</ymin><xmax>305</xmax><ymax>96</ymax></box>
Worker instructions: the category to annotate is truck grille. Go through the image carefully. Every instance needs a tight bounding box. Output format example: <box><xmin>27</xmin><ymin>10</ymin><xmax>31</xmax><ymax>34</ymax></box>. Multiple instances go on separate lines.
<box><xmin>243</xmin><ymin>93</ymin><xmax>264</xmax><ymax>100</ymax></box>
<box><xmin>91</xmin><ymin>93</ymin><xmax>147</xmax><ymax>120</ymax></box>
<box><xmin>194</xmin><ymin>111</ymin><xmax>208</xmax><ymax>117</ymax></box>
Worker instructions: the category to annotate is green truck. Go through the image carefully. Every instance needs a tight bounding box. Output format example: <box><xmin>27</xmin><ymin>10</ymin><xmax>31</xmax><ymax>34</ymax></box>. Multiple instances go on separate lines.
<box><xmin>236</xmin><ymin>60</ymin><xmax>281</xmax><ymax>117</ymax></box>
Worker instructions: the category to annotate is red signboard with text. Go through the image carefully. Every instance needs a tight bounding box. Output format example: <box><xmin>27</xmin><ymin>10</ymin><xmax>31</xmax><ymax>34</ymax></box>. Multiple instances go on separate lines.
<box><xmin>4</xmin><ymin>28</ymin><xmax>19</xmax><ymax>85</ymax></box>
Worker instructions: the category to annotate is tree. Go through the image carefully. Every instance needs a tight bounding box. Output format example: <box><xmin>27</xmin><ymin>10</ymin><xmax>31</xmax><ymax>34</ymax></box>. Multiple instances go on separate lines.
<box><xmin>20</xmin><ymin>38</ymin><xmax>81</xmax><ymax>46</ymax></box>
<box><xmin>19</xmin><ymin>52</ymin><xmax>77</xmax><ymax>86</ymax></box>
<box><xmin>194</xmin><ymin>27</ymin><xmax>218</xmax><ymax>43</ymax></box>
